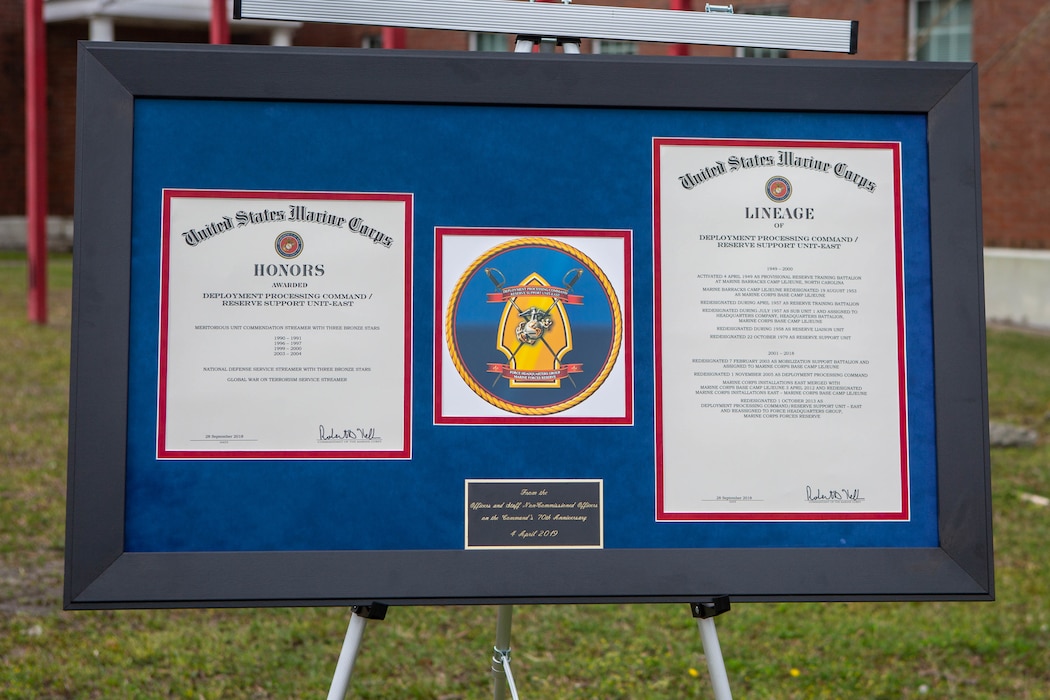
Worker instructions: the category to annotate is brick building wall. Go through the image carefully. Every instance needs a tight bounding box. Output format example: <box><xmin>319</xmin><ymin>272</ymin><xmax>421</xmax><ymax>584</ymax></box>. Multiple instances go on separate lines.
<box><xmin>1</xmin><ymin>3</ymin><xmax>27</xmax><ymax>218</ymax></box>
<box><xmin>43</xmin><ymin>23</ymin><xmax>84</xmax><ymax>225</ymax></box>
<box><xmin>3</xmin><ymin>0</ymin><xmax>1048</xmax><ymax>246</ymax></box>
<box><xmin>972</xmin><ymin>2</ymin><xmax>1050</xmax><ymax>247</ymax></box>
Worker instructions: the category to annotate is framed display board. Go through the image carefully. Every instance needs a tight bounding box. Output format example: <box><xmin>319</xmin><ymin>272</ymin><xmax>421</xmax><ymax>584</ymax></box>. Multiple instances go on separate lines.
<box><xmin>65</xmin><ymin>42</ymin><xmax>992</xmax><ymax>609</ymax></box>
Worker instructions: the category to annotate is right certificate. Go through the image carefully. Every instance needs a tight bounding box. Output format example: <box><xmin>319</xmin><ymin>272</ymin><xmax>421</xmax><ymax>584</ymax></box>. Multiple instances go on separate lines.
<box><xmin>653</xmin><ymin>138</ymin><xmax>908</xmax><ymax>522</ymax></box>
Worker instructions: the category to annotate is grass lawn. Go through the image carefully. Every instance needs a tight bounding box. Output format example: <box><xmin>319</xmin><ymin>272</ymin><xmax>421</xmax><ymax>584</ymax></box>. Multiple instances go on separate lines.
<box><xmin>1</xmin><ymin>256</ymin><xmax>1048</xmax><ymax>698</ymax></box>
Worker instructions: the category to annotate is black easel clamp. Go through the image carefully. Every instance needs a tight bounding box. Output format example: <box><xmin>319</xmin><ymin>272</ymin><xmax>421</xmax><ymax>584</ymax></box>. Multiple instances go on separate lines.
<box><xmin>690</xmin><ymin>596</ymin><xmax>731</xmax><ymax>619</ymax></box>
<box><xmin>351</xmin><ymin>602</ymin><xmax>389</xmax><ymax>620</ymax></box>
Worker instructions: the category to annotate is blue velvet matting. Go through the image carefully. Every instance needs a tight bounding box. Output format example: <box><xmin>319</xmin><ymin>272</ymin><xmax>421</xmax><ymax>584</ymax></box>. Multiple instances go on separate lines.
<box><xmin>124</xmin><ymin>99</ymin><xmax>936</xmax><ymax>552</ymax></box>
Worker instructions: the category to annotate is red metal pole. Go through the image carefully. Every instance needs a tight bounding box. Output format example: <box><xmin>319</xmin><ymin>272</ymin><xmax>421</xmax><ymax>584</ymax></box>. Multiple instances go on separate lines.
<box><xmin>382</xmin><ymin>27</ymin><xmax>406</xmax><ymax>49</ymax></box>
<box><xmin>211</xmin><ymin>0</ymin><xmax>230</xmax><ymax>44</ymax></box>
<box><xmin>24</xmin><ymin>0</ymin><xmax>48</xmax><ymax>324</ymax></box>
<box><xmin>670</xmin><ymin>0</ymin><xmax>691</xmax><ymax>56</ymax></box>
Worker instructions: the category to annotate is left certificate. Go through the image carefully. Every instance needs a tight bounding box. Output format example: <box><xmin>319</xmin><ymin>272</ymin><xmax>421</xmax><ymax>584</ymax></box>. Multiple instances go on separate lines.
<box><xmin>157</xmin><ymin>189</ymin><xmax>412</xmax><ymax>460</ymax></box>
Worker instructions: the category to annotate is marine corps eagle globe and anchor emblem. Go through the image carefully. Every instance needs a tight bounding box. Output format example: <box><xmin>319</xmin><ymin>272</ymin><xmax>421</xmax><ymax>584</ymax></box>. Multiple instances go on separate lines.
<box><xmin>445</xmin><ymin>237</ymin><xmax>623</xmax><ymax>416</ymax></box>
<box><xmin>765</xmin><ymin>175</ymin><xmax>793</xmax><ymax>203</ymax></box>
<box><xmin>274</xmin><ymin>231</ymin><xmax>304</xmax><ymax>259</ymax></box>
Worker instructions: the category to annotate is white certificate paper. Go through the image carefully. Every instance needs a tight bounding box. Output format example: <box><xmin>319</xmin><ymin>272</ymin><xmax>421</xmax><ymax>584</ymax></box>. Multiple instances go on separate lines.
<box><xmin>653</xmin><ymin>139</ymin><xmax>908</xmax><ymax>521</ymax></box>
<box><xmin>158</xmin><ymin>189</ymin><xmax>412</xmax><ymax>459</ymax></box>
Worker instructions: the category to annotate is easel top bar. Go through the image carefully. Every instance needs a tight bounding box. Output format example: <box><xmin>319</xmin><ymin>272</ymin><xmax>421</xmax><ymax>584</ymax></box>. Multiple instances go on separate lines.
<box><xmin>234</xmin><ymin>0</ymin><xmax>858</xmax><ymax>53</ymax></box>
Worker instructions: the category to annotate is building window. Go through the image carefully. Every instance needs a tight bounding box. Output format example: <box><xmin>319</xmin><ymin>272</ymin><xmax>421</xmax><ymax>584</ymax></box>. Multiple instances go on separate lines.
<box><xmin>472</xmin><ymin>33</ymin><xmax>510</xmax><ymax>51</ymax></box>
<box><xmin>736</xmin><ymin>6</ymin><xmax>789</xmax><ymax>59</ymax></box>
<box><xmin>593</xmin><ymin>39</ymin><xmax>638</xmax><ymax>55</ymax></box>
<box><xmin>911</xmin><ymin>0</ymin><xmax>972</xmax><ymax>61</ymax></box>
<box><xmin>362</xmin><ymin>34</ymin><xmax>383</xmax><ymax>49</ymax></box>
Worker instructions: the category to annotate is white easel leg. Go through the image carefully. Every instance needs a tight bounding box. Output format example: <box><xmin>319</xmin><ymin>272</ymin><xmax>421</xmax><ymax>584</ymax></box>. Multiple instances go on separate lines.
<box><xmin>691</xmin><ymin>598</ymin><xmax>733</xmax><ymax>700</ymax></box>
<box><xmin>328</xmin><ymin>613</ymin><xmax>367</xmax><ymax>700</ymax></box>
<box><xmin>328</xmin><ymin>603</ymin><xmax>388</xmax><ymax>700</ymax></box>
<box><xmin>696</xmin><ymin>617</ymin><xmax>733</xmax><ymax>700</ymax></box>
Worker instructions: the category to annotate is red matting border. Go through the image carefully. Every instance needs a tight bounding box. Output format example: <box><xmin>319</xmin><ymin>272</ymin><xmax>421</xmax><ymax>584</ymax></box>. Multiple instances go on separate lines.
<box><xmin>157</xmin><ymin>188</ymin><xmax>413</xmax><ymax>460</ymax></box>
<box><xmin>652</xmin><ymin>138</ymin><xmax>908</xmax><ymax>522</ymax></box>
<box><xmin>434</xmin><ymin>227</ymin><xmax>634</xmax><ymax>426</ymax></box>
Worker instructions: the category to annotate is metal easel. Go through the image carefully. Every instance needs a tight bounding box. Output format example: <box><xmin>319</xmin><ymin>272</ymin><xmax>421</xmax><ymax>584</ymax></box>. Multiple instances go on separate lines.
<box><xmin>326</xmin><ymin>597</ymin><xmax>733</xmax><ymax>700</ymax></box>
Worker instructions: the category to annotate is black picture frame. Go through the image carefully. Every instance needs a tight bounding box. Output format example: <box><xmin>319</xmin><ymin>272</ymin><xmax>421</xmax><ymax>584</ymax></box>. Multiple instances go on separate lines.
<box><xmin>66</xmin><ymin>42</ymin><xmax>991</xmax><ymax>609</ymax></box>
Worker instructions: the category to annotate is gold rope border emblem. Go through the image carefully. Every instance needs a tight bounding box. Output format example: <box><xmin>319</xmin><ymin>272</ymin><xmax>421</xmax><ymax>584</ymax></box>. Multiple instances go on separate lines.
<box><xmin>445</xmin><ymin>237</ymin><xmax>623</xmax><ymax>416</ymax></box>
